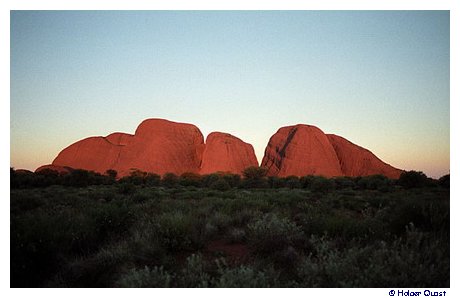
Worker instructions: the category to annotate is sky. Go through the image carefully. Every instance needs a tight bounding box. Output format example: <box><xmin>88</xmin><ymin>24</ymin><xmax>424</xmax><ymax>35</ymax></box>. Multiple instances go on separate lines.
<box><xmin>10</xmin><ymin>10</ymin><xmax>450</xmax><ymax>178</ymax></box>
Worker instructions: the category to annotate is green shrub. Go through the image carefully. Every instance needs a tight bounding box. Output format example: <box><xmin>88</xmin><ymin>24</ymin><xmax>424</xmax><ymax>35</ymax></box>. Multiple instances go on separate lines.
<box><xmin>296</xmin><ymin>227</ymin><xmax>449</xmax><ymax>287</ymax></box>
<box><xmin>127</xmin><ymin>216</ymin><xmax>170</xmax><ymax>268</ymax></box>
<box><xmin>357</xmin><ymin>175</ymin><xmax>390</xmax><ymax>191</ymax></box>
<box><xmin>208</xmin><ymin>212</ymin><xmax>233</xmax><ymax>234</ymax></box>
<box><xmin>178</xmin><ymin>254</ymin><xmax>210</xmax><ymax>287</ymax></box>
<box><xmin>310</xmin><ymin>176</ymin><xmax>335</xmax><ymax>193</ymax></box>
<box><xmin>179</xmin><ymin>172</ymin><xmax>202</xmax><ymax>187</ymax></box>
<box><xmin>388</xmin><ymin>196</ymin><xmax>449</xmax><ymax>235</ymax></box>
<box><xmin>117</xmin><ymin>182</ymin><xmax>136</xmax><ymax>195</ymax></box>
<box><xmin>60</xmin><ymin>243</ymin><xmax>129</xmax><ymax>287</ymax></box>
<box><xmin>10</xmin><ymin>191</ymin><xmax>44</xmax><ymax>214</ymax></box>
<box><xmin>398</xmin><ymin>171</ymin><xmax>429</xmax><ymax>188</ymax></box>
<box><xmin>116</xmin><ymin>266</ymin><xmax>172</xmax><ymax>287</ymax></box>
<box><xmin>106</xmin><ymin>169</ymin><xmax>117</xmax><ymax>179</ymax></box>
<box><xmin>227</xmin><ymin>227</ymin><xmax>246</xmax><ymax>243</ymax></box>
<box><xmin>145</xmin><ymin>173</ymin><xmax>161</xmax><ymax>186</ymax></box>
<box><xmin>162</xmin><ymin>173</ymin><xmax>179</xmax><ymax>187</ymax></box>
<box><xmin>156</xmin><ymin>211</ymin><xmax>205</xmax><ymax>251</ymax></box>
<box><xmin>92</xmin><ymin>201</ymin><xmax>135</xmax><ymax>241</ymax></box>
<box><xmin>247</xmin><ymin>214</ymin><xmax>304</xmax><ymax>255</ymax></box>
<box><xmin>242</xmin><ymin>167</ymin><xmax>269</xmax><ymax>188</ymax></box>
<box><xmin>214</xmin><ymin>261</ymin><xmax>272</xmax><ymax>287</ymax></box>
<box><xmin>222</xmin><ymin>174</ymin><xmax>241</xmax><ymax>188</ymax></box>
<box><xmin>65</xmin><ymin>169</ymin><xmax>91</xmax><ymax>187</ymax></box>
<box><xmin>267</xmin><ymin>176</ymin><xmax>284</xmax><ymax>188</ymax></box>
<box><xmin>10</xmin><ymin>183</ymin><xmax>449</xmax><ymax>287</ymax></box>
<box><xmin>438</xmin><ymin>174</ymin><xmax>450</xmax><ymax>188</ymax></box>
<box><xmin>242</xmin><ymin>167</ymin><xmax>267</xmax><ymax>180</ymax></box>
<box><xmin>209</xmin><ymin>178</ymin><xmax>231</xmax><ymax>191</ymax></box>
<box><xmin>333</xmin><ymin>177</ymin><xmax>356</xmax><ymax>189</ymax></box>
<box><xmin>201</xmin><ymin>174</ymin><xmax>220</xmax><ymax>187</ymax></box>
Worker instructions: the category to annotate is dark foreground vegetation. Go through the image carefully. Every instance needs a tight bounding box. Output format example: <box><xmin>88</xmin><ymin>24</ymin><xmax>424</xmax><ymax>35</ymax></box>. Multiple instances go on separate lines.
<box><xmin>11</xmin><ymin>168</ymin><xmax>449</xmax><ymax>287</ymax></box>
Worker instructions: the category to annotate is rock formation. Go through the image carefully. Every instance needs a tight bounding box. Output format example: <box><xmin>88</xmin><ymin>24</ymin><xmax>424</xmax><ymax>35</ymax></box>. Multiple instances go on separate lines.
<box><xmin>52</xmin><ymin>136</ymin><xmax>125</xmax><ymax>175</ymax></box>
<box><xmin>200</xmin><ymin>132</ymin><xmax>258</xmax><ymax>175</ymax></box>
<box><xmin>38</xmin><ymin>118</ymin><xmax>258</xmax><ymax>177</ymax></box>
<box><xmin>114</xmin><ymin>119</ymin><xmax>205</xmax><ymax>177</ymax></box>
<box><xmin>261</xmin><ymin>124</ymin><xmax>402</xmax><ymax>178</ymax></box>
<box><xmin>261</xmin><ymin>125</ymin><xmax>343</xmax><ymax>177</ymax></box>
<box><xmin>36</xmin><ymin>118</ymin><xmax>402</xmax><ymax>179</ymax></box>
<box><xmin>326</xmin><ymin>134</ymin><xmax>402</xmax><ymax>179</ymax></box>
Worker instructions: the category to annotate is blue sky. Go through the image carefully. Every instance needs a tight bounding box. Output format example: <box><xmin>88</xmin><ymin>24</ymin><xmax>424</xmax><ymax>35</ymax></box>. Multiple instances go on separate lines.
<box><xmin>10</xmin><ymin>11</ymin><xmax>449</xmax><ymax>178</ymax></box>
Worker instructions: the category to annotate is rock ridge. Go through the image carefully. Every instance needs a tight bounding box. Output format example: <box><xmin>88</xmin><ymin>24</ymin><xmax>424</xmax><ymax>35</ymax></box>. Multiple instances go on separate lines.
<box><xmin>37</xmin><ymin>119</ymin><xmax>402</xmax><ymax>179</ymax></box>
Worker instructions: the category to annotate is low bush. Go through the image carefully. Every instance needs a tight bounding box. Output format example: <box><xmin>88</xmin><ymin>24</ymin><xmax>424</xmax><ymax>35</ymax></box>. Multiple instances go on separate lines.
<box><xmin>117</xmin><ymin>183</ymin><xmax>136</xmax><ymax>195</ymax></box>
<box><xmin>178</xmin><ymin>254</ymin><xmax>211</xmax><ymax>287</ymax></box>
<box><xmin>296</xmin><ymin>226</ymin><xmax>449</xmax><ymax>287</ymax></box>
<box><xmin>10</xmin><ymin>183</ymin><xmax>449</xmax><ymax>287</ymax></box>
<box><xmin>214</xmin><ymin>261</ymin><xmax>273</xmax><ymax>287</ymax></box>
<box><xmin>438</xmin><ymin>174</ymin><xmax>450</xmax><ymax>188</ymax></box>
<box><xmin>310</xmin><ymin>176</ymin><xmax>335</xmax><ymax>193</ymax></box>
<box><xmin>247</xmin><ymin>213</ymin><xmax>304</xmax><ymax>255</ymax></box>
<box><xmin>155</xmin><ymin>211</ymin><xmax>206</xmax><ymax>251</ymax></box>
<box><xmin>162</xmin><ymin>173</ymin><xmax>179</xmax><ymax>187</ymax></box>
<box><xmin>209</xmin><ymin>178</ymin><xmax>231</xmax><ymax>191</ymax></box>
<box><xmin>356</xmin><ymin>175</ymin><xmax>391</xmax><ymax>191</ymax></box>
<box><xmin>179</xmin><ymin>172</ymin><xmax>202</xmax><ymax>187</ymax></box>
<box><xmin>398</xmin><ymin>171</ymin><xmax>429</xmax><ymax>189</ymax></box>
<box><xmin>116</xmin><ymin>266</ymin><xmax>172</xmax><ymax>287</ymax></box>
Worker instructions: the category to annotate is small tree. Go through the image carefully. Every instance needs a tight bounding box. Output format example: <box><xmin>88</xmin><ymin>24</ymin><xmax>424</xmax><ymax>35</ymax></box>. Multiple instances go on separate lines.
<box><xmin>357</xmin><ymin>175</ymin><xmax>390</xmax><ymax>190</ymax></box>
<box><xmin>201</xmin><ymin>174</ymin><xmax>220</xmax><ymax>187</ymax></box>
<box><xmin>180</xmin><ymin>172</ymin><xmax>202</xmax><ymax>187</ymax></box>
<box><xmin>210</xmin><ymin>177</ymin><xmax>231</xmax><ymax>191</ymax></box>
<box><xmin>162</xmin><ymin>173</ymin><xmax>179</xmax><ymax>187</ymax></box>
<box><xmin>438</xmin><ymin>174</ymin><xmax>450</xmax><ymax>188</ymax></box>
<box><xmin>242</xmin><ymin>166</ymin><xmax>269</xmax><ymax>189</ymax></box>
<box><xmin>106</xmin><ymin>169</ymin><xmax>117</xmax><ymax>179</ymax></box>
<box><xmin>65</xmin><ymin>169</ymin><xmax>90</xmax><ymax>187</ymax></box>
<box><xmin>284</xmin><ymin>176</ymin><xmax>301</xmax><ymax>189</ymax></box>
<box><xmin>222</xmin><ymin>173</ymin><xmax>241</xmax><ymax>188</ymax></box>
<box><xmin>310</xmin><ymin>176</ymin><xmax>335</xmax><ymax>194</ymax></box>
<box><xmin>242</xmin><ymin>166</ymin><xmax>268</xmax><ymax>180</ymax></box>
<box><xmin>145</xmin><ymin>173</ymin><xmax>161</xmax><ymax>186</ymax></box>
<box><xmin>398</xmin><ymin>171</ymin><xmax>429</xmax><ymax>189</ymax></box>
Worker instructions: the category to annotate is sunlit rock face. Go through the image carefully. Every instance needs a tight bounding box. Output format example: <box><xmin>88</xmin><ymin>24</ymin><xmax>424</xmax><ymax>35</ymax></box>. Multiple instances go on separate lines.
<box><xmin>113</xmin><ymin>119</ymin><xmax>205</xmax><ymax>177</ymax></box>
<box><xmin>52</xmin><ymin>136</ymin><xmax>128</xmax><ymax>175</ymax></box>
<box><xmin>200</xmin><ymin>132</ymin><xmax>258</xmax><ymax>175</ymax></box>
<box><xmin>37</xmin><ymin>119</ymin><xmax>402</xmax><ymax>179</ymax></box>
<box><xmin>261</xmin><ymin>124</ymin><xmax>343</xmax><ymax>178</ymax></box>
<box><xmin>261</xmin><ymin>124</ymin><xmax>402</xmax><ymax>179</ymax></box>
<box><xmin>326</xmin><ymin>134</ymin><xmax>402</xmax><ymax>179</ymax></box>
<box><xmin>38</xmin><ymin>118</ymin><xmax>257</xmax><ymax>177</ymax></box>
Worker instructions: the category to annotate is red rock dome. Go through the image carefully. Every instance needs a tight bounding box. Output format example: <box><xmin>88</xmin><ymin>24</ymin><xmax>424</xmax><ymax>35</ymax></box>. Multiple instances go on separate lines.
<box><xmin>326</xmin><ymin>134</ymin><xmax>402</xmax><ymax>179</ymax></box>
<box><xmin>261</xmin><ymin>124</ymin><xmax>402</xmax><ymax>178</ymax></box>
<box><xmin>37</xmin><ymin>118</ymin><xmax>403</xmax><ymax>179</ymax></box>
<box><xmin>261</xmin><ymin>124</ymin><xmax>343</xmax><ymax>177</ymax></box>
<box><xmin>40</xmin><ymin>118</ymin><xmax>256</xmax><ymax>177</ymax></box>
<box><xmin>200</xmin><ymin>132</ymin><xmax>258</xmax><ymax>175</ymax></box>
<box><xmin>114</xmin><ymin>119</ymin><xmax>205</xmax><ymax>176</ymax></box>
<box><xmin>52</xmin><ymin>136</ymin><xmax>124</xmax><ymax>174</ymax></box>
